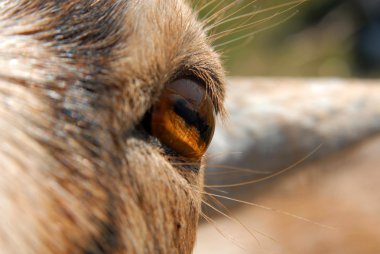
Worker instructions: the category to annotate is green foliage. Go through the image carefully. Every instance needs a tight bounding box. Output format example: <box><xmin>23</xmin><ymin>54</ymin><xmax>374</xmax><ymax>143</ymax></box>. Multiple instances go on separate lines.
<box><xmin>195</xmin><ymin>0</ymin><xmax>379</xmax><ymax>77</ymax></box>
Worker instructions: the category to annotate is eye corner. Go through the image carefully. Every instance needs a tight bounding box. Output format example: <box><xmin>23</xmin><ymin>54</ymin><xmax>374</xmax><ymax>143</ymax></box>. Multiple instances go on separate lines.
<box><xmin>140</xmin><ymin>107</ymin><xmax>152</xmax><ymax>134</ymax></box>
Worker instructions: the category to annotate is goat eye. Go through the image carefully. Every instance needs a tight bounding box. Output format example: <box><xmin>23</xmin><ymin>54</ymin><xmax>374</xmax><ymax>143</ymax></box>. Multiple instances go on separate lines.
<box><xmin>150</xmin><ymin>79</ymin><xmax>215</xmax><ymax>160</ymax></box>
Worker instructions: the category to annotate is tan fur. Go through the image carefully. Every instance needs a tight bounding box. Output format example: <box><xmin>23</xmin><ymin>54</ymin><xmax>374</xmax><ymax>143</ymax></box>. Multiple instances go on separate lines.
<box><xmin>0</xmin><ymin>1</ymin><xmax>225</xmax><ymax>253</ymax></box>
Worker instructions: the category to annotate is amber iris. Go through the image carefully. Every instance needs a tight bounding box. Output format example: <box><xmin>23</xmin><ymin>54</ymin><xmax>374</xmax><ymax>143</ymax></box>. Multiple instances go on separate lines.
<box><xmin>151</xmin><ymin>79</ymin><xmax>215</xmax><ymax>159</ymax></box>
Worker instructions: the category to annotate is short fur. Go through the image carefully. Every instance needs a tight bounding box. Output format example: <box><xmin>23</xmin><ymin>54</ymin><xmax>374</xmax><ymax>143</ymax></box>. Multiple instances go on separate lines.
<box><xmin>0</xmin><ymin>1</ymin><xmax>225</xmax><ymax>253</ymax></box>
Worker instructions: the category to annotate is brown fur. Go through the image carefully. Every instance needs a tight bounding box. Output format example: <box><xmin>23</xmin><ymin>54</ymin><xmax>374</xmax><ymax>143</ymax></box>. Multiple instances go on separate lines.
<box><xmin>0</xmin><ymin>1</ymin><xmax>225</xmax><ymax>253</ymax></box>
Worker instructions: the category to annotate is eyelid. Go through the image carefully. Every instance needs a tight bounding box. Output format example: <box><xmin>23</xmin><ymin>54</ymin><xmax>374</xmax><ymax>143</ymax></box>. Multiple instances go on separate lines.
<box><xmin>170</xmin><ymin>71</ymin><xmax>220</xmax><ymax>115</ymax></box>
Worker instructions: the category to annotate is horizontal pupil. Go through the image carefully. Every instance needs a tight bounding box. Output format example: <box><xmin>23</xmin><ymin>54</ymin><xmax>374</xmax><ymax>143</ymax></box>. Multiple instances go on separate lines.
<box><xmin>172</xmin><ymin>98</ymin><xmax>212</xmax><ymax>144</ymax></box>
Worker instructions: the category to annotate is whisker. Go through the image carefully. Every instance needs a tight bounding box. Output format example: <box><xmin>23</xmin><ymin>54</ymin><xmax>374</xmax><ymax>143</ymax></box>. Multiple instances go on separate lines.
<box><xmin>202</xmin><ymin>1</ymin><xmax>238</xmax><ymax>27</ymax></box>
<box><xmin>200</xmin><ymin>211</ymin><xmax>248</xmax><ymax>251</ymax></box>
<box><xmin>202</xmin><ymin>198</ymin><xmax>261</xmax><ymax>248</ymax></box>
<box><xmin>202</xmin><ymin>190</ymin><xmax>338</xmax><ymax>231</ymax></box>
<box><xmin>208</xmin><ymin>0</ymin><xmax>306</xmax><ymax>30</ymax></box>
<box><xmin>206</xmin><ymin>170</ymin><xmax>261</xmax><ymax>176</ymax></box>
<box><xmin>209</xmin><ymin>7</ymin><xmax>291</xmax><ymax>42</ymax></box>
<box><xmin>203</xmin><ymin>186</ymin><xmax>230</xmax><ymax>194</ymax></box>
<box><xmin>206</xmin><ymin>164</ymin><xmax>271</xmax><ymax>174</ymax></box>
<box><xmin>203</xmin><ymin>0</ymin><xmax>255</xmax><ymax>28</ymax></box>
<box><xmin>206</xmin><ymin>144</ymin><xmax>323</xmax><ymax>187</ymax></box>
<box><xmin>164</xmin><ymin>150</ymin><xmax>244</xmax><ymax>162</ymax></box>
<box><xmin>204</xmin><ymin>151</ymin><xmax>243</xmax><ymax>160</ymax></box>
<box><xmin>206</xmin><ymin>0</ymin><xmax>259</xmax><ymax>28</ymax></box>
<box><xmin>192</xmin><ymin>0</ymin><xmax>206</xmax><ymax>10</ymax></box>
<box><xmin>207</xmin><ymin>194</ymin><xmax>279</xmax><ymax>244</ymax></box>
<box><xmin>214</xmin><ymin>34</ymin><xmax>254</xmax><ymax>57</ymax></box>
<box><xmin>195</xmin><ymin>0</ymin><xmax>223</xmax><ymax>16</ymax></box>
<box><xmin>170</xmin><ymin>161</ymin><xmax>199</xmax><ymax>166</ymax></box>
<box><xmin>170</xmin><ymin>160</ymin><xmax>271</xmax><ymax>175</ymax></box>
<box><xmin>201</xmin><ymin>0</ymin><xmax>227</xmax><ymax>23</ymax></box>
<box><xmin>210</xmin><ymin>15</ymin><xmax>274</xmax><ymax>42</ymax></box>
<box><xmin>214</xmin><ymin>9</ymin><xmax>300</xmax><ymax>49</ymax></box>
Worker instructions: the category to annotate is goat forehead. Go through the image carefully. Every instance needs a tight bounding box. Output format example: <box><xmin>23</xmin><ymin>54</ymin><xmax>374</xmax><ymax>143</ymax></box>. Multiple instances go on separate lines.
<box><xmin>115</xmin><ymin>0</ymin><xmax>209</xmax><ymax>86</ymax></box>
<box><xmin>0</xmin><ymin>0</ymin><xmax>224</xmax><ymax>117</ymax></box>
<box><xmin>1</xmin><ymin>0</ymin><xmax>208</xmax><ymax>78</ymax></box>
<box><xmin>1</xmin><ymin>1</ymin><xmax>197</xmax><ymax>53</ymax></box>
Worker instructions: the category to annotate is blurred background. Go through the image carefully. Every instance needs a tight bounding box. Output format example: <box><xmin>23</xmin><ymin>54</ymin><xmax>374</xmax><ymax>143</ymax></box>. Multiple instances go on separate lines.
<box><xmin>194</xmin><ymin>1</ymin><xmax>380</xmax><ymax>253</ymax></box>
<box><xmin>196</xmin><ymin>0</ymin><xmax>380</xmax><ymax>78</ymax></box>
